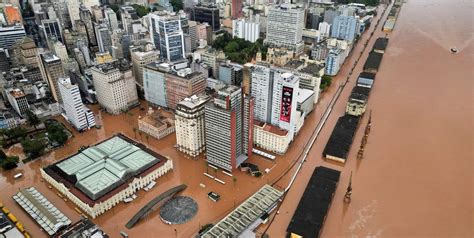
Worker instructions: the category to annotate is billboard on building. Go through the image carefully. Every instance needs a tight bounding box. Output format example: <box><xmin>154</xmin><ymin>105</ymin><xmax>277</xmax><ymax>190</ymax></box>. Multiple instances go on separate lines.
<box><xmin>280</xmin><ymin>86</ymin><xmax>293</xmax><ymax>123</ymax></box>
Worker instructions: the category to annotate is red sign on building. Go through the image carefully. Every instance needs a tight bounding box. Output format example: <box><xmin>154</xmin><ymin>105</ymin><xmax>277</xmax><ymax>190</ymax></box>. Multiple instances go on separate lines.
<box><xmin>280</xmin><ymin>86</ymin><xmax>293</xmax><ymax>123</ymax></box>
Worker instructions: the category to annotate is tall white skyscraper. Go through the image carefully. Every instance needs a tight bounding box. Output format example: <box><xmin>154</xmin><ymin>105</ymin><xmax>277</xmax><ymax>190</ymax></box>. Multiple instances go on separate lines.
<box><xmin>265</xmin><ymin>4</ymin><xmax>305</xmax><ymax>55</ymax></box>
<box><xmin>271</xmin><ymin>71</ymin><xmax>299</xmax><ymax>139</ymax></box>
<box><xmin>250</xmin><ymin>63</ymin><xmax>272</xmax><ymax>123</ymax></box>
<box><xmin>58</xmin><ymin>77</ymin><xmax>96</xmax><ymax>131</ymax></box>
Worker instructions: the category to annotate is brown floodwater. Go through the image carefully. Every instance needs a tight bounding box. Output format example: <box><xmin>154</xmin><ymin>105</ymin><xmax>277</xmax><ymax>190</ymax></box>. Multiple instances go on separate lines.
<box><xmin>265</xmin><ymin>0</ymin><xmax>474</xmax><ymax>237</ymax></box>
<box><xmin>1</xmin><ymin>0</ymin><xmax>472</xmax><ymax>237</ymax></box>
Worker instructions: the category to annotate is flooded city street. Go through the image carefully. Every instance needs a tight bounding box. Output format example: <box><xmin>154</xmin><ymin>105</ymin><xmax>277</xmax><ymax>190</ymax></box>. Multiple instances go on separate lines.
<box><xmin>0</xmin><ymin>0</ymin><xmax>472</xmax><ymax>237</ymax></box>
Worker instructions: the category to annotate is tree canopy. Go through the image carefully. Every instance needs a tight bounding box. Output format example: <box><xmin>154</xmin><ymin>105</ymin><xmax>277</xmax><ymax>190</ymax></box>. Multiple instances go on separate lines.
<box><xmin>212</xmin><ymin>32</ymin><xmax>267</xmax><ymax>64</ymax></box>
<box><xmin>46</xmin><ymin>122</ymin><xmax>68</xmax><ymax>146</ymax></box>
<box><xmin>21</xmin><ymin>137</ymin><xmax>47</xmax><ymax>159</ymax></box>
<box><xmin>131</xmin><ymin>4</ymin><xmax>151</xmax><ymax>18</ymax></box>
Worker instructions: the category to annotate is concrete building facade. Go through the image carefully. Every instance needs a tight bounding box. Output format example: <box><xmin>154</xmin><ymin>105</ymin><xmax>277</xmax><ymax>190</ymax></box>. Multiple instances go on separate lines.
<box><xmin>175</xmin><ymin>95</ymin><xmax>210</xmax><ymax>157</ymax></box>
<box><xmin>58</xmin><ymin>78</ymin><xmax>96</xmax><ymax>131</ymax></box>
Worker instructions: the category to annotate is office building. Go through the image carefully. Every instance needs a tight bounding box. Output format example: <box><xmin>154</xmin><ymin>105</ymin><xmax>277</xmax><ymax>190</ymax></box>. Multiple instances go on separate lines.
<box><xmin>319</xmin><ymin>21</ymin><xmax>331</xmax><ymax>38</ymax></box>
<box><xmin>0</xmin><ymin>24</ymin><xmax>26</xmax><ymax>49</ymax></box>
<box><xmin>41</xmin><ymin>134</ymin><xmax>174</xmax><ymax>218</ymax></box>
<box><xmin>200</xmin><ymin>47</ymin><xmax>226</xmax><ymax>77</ymax></box>
<box><xmin>6</xmin><ymin>88</ymin><xmax>30</xmax><ymax>118</ymax></box>
<box><xmin>91</xmin><ymin>62</ymin><xmax>139</xmax><ymax>114</ymax></box>
<box><xmin>143</xmin><ymin>62</ymin><xmax>168</xmax><ymax>108</ymax></box>
<box><xmin>175</xmin><ymin>95</ymin><xmax>210</xmax><ymax>157</ymax></box>
<box><xmin>131</xmin><ymin>46</ymin><xmax>160</xmax><ymax>90</ymax></box>
<box><xmin>265</xmin><ymin>4</ymin><xmax>305</xmax><ymax>55</ymax></box>
<box><xmin>41</xmin><ymin>19</ymin><xmax>63</xmax><ymax>43</ymax></box>
<box><xmin>191</xmin><ymin>4</ymin><xmax>220</xmax><ymax>31</ymax></box>
<box><xmin>67</xmin><ymin>0</ymin><xmax>80</xmax><ymax>30</ymax></box>
<box><xmin>331</xmin><ymin>15</ymin><xmax>359</xmax><ymax>42</ymax></box>
<box><xmin>52</xmin><ymin>41</ymin><xmax>68</xmax><ymax>62</ymax></box>
<box><xmin>104</xmin><ymin>8</ymin><xmax>119</xmax><ymax>30</ymax></box>
<box><xmin>149</xmin><ymin>11</ymin><xmax>186</xmax><ymax>62</ymax></box>
<box><xmin>79</xmin><ymin>6</ymin><xmax>97</xmax><ymax>46</ymax></box>
<box><xmin>232</xmin><ymin>19</ymin><xmax>260</xmax><ymax>43</ymax></box>
<box><xmin>82</xmin><ymin>0</ymin><xmax>100</xmax><ymax>12</ymax></box>
<box><xmin>271</xmin><ymin>71</ymin><xmax>299</xmax><ymax>139</ymax></box>
<box><xmin>325</xmin><ymin>48</ymin><xmax>344</xmax><ymax>76</ymax></box>
<box><xmin>58</xmin><ymin>78</ymin><xmax>96</xmax><ymax>131</ymax></box>
<box><xmin>11</xmin><ymin>36</ymin><xmax>38</xmax><ymax>69</ymax></box>
<box><xmin>95</xmin><ymin>23</ymin><xmax>112</xmax><ymax>53</ymax></box>
<box><xmin>218</xmin><ymin>62</ymin><xmax>243</xmax><ymax>86</ymax></box>
<box><xmin>38</xmin><ymin>53</ymin><xmax>65</xmax><ymax>103</ymax></box>
<box><xmin>165</xmin><ymin>68</ymin><xmax>206</xmax><ymax>109</ymax></box>
<box><xmin>205</xmin><ymin>86</ymin><xmax>254</xmax><ymax>172</ymax></box>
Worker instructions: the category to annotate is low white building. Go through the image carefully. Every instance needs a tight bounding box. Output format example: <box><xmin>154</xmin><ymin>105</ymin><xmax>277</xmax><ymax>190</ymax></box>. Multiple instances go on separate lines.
<box><xmin>41</xmin><ymin>135</ymin><xmax>174</xmax><ymax>218</ymax></box>
<box><xmin>253</xmin><ymin>121</ymin><xmax>291</xmax><ymax>155</ymax></box>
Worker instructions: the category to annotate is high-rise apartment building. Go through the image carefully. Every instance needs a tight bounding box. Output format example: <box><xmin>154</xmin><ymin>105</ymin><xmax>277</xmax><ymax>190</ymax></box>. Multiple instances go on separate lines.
<box><xmin>11</xmin><ymin>36</ymin><xmax>38</xmax><ymax>69</ymax></box>
<box><xmin>143</xmin><ymin>62</ymin><xmax>168</xmax><ymax>108</ymax></box>
<box><xmin>0</xmin><ymin>25</ymin><xmax>26</xmax><ymax>49</ymax></box>
<box><xmin>131</xmin><ymin>46</ymin><xmax>160</xmax><ymax>90</ymax></box>
<box><xmin>265</xmin><ymin>4</ymin><xmax>305</xmax><ymax>55</ymax></box>
<box><xmin>331</xmin><ymin>15</ymin><xmax>359</xmax><ymax>42</ymax></box>
<box><xmin>91</xmin><ymin>62</ymin><xmax>139</xmax><ymax>114</ymax></box>
<box><xmin>58</xmin><ymin>77</ymin><xmax>96</xmax><ymax>131</ymax></box>
<box><xmin>205</xmin><ymin>86</ymin><xmax>254</xmax><ymax>172</ymax></box>
<box><xmin>191</xmin><ymin>4</ymin><xmax>220</xmax><ymax>31</ymax></box>
<box><xmin>250</xmin><ymin>63</ymin><xmax>273</xmax><ymax>123</ymax></box>
<box><xmin>38</xmin><ymin>53</ymin><xmax>65</xmax><ymax>103</ymax></box>
<box><xmin>232</xmin><ymin>19</ymin><xmax>260</xmax><ymax>43</ymax></box>
<box><xmin>52</xmin><ymin>41</ymin><xmax>68</xmax><ymax>62</ymax></box>
<box><xmin>149</xmin><ymin>11</ymin><xmax>187</xmax><ymax>62</ymax></box>
<box><xmin>175</xmin><ymin>95</ymin><xmax>210</xmax><ymax>157</ymax></box>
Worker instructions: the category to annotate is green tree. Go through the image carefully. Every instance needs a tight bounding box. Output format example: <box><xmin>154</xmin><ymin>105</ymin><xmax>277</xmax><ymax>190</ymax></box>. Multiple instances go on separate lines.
<box><xmin>0</xmin><ymin>149</ymin><xmax>7</xmax><ymax>160</ymax></box>
<box><xmin>213</xmin><ymin>167</ymin><xmax>218</xmax><ymax>179</ymax></box>
<box><xmin>22</xmin><ymin>138</ymin><xmax>47</xmax><ymax>159</ymax></box>
<box><xmin>232</xmin><ymin>177</ymin><xmax>237</xmax><ymax>187</ymax></box>
<box><xmin>131</xmin><ymin>4</ymin><xmax>150</xmax><ymax>18</ymax></box>
<box><xmin>4</xmin><ymin>127</ymin><xmax>27</xmax><ymax>141</ymax></box>
<box><xmin>109</xmin><ymin>4</ymin><xmax>121</xmax><ymax>19</ymax></box>
<box><xmin>46</xmin><ymin>123</ymin><xmax>68</xmax><ymax>146</ymax></box>
<box><xmin>320</xmin><ymin>75</ymin><xmax>333</xmax><ymax>91</ymax></box>
<box><xmin>170</xmin><ymin>0</ymin><xmax>183</xmax><ymax>11</ymax></box>
<box><xmin>0</xmin><ymin>156</ymin><xmax>19</xmax><ymax>170</ymax></box>
<box><xmin>26</xmin><ymin>110</ymin><xmax>41</xmax><ymax>129</ymax></box>
<box><xmin>145</xmin><ymin>134</ymin><xmax>149</xmax><ymax>144</ymax></box>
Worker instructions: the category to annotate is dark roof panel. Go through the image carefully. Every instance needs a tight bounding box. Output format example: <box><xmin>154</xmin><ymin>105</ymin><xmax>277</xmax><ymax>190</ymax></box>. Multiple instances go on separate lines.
<box><xmin>323</xmin><ymin>115</ymin><xmax>360</xmax><ymax>160</ymax></box>
<box><xmin>287</xmin><ymin>166</ymin><xmax>341</xmax><ymax>238</ymax></box>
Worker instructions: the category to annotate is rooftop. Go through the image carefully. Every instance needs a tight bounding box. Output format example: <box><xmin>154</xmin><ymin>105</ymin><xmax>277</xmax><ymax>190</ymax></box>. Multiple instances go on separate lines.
<box><xmin>139</xmin><ymin>108</ymin><xmax>175</xmax><ymax>129</ymax></box>
<box><xmin>41</xmin><ymin>53</ymin><xmax>60</xmax><ymax>63</ymax></box>
<box><xmin>202</xmin><ymin>185</ymin><xmax>283</xmax><ymax>238</ymax></box>
<box><xmin>297</xmin><ymin>88</ymin><xmax>315</xmax><ymax>103</ymax></box>
<box><xmin>322</xmin><ymin>115</ymin><xmax>360</xmax><ymax>161</ymax></box>
<box><xmin>364</xmin><ymin>52</ymin><xmax>383</xmax><ymax>71</ymax></box>
<box><xmin>287</xmin><ymin>166</ymin><xmax>340</xmax><ymax>238</ymax></box>
<box><xmin>373</xmin><ymin>37</ymin><xmax>389</xmax><ymax>51</ymax></box>
<box><xmin>44</xmin><ymin>134</ymin><xmax>167</xmax><ymax>203</ymax></box>
<box><xmin>177</xmin><ymin>95</ymin><xmax>210</xmax><ymax>111</ymax></box>
<box><xmin>13</xmin><ymin>187</ymin><xmax>72</xmax><ymax>236</ymax></box>
<box><xmin>56</xmin><ymin>217</ymin><xmax>109</xmax><ymax>238</ymax></box>
<box><xmin>254</xmin><ymin>120</ymin><xmax>289</xmax><ymax>136</ymax></box>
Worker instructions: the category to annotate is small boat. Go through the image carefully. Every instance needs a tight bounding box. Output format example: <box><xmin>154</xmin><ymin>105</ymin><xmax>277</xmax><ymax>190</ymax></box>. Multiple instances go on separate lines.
<box><xmin>450</xmin><ymin>48</ymin><xmax>458</xmax><ymax>53</ymax></box>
